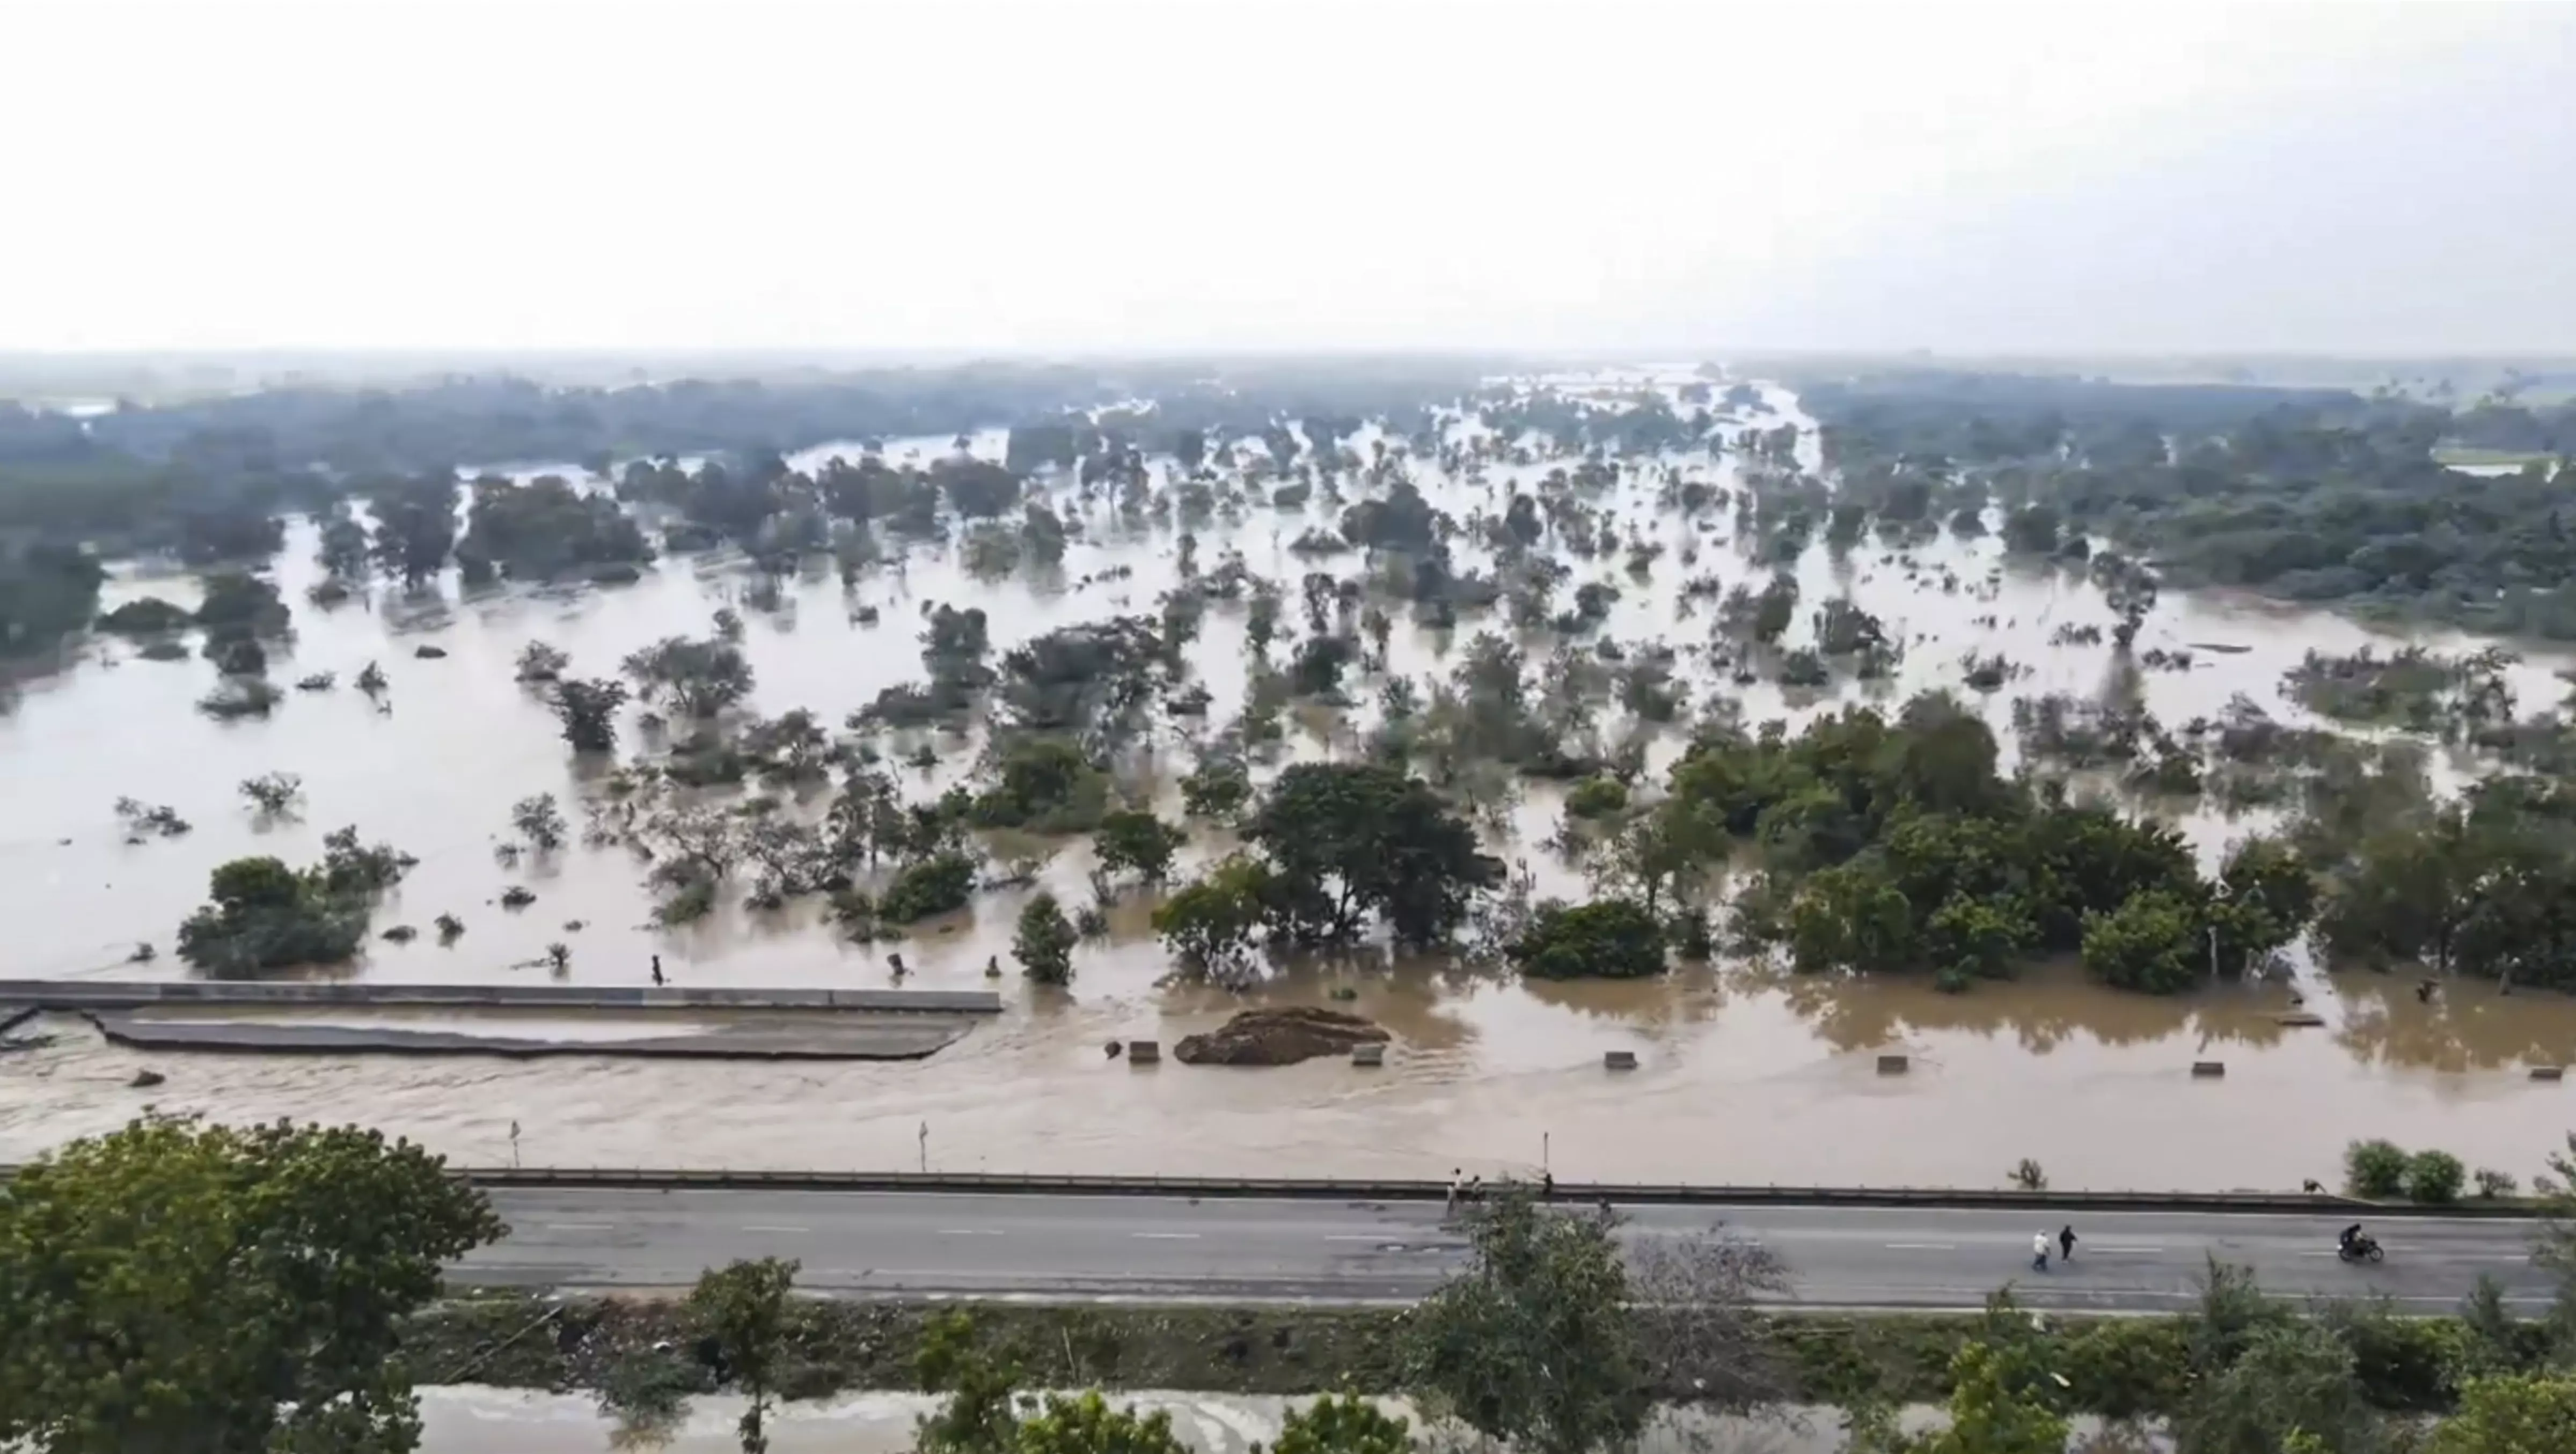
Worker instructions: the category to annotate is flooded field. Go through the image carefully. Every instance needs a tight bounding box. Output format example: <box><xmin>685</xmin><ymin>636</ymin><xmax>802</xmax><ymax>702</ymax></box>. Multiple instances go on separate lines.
<box><xmin>5</xmin><ymin>370</ymin><xmax>2574</xmax><ymax>1187</ymax></box>
<box><xmin>415</xmin><ymin>1388</ymin><xmax>2154</xmax><ymax>1454</ymax></box>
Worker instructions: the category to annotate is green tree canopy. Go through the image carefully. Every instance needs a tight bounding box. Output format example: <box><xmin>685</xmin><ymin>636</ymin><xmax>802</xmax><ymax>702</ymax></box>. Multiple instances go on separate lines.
<box><xmin>1402</xmin><ymin>1188</ymin><xmax>1649</xmax><ymax>1454</ymax></box>
<box><xmin>687</xmin><ymin>1257</ymin><xmax>800</xmax><ymax>1454</ymax></box>
<box><xmin>0</xmin><ymin>1117</ymin><xmax>504</xmax><ymax>1454</ymax></box>
<box><xmin>1243</xmin><ymin>761</ymin><xmax>1503</xmax><ymax>948</ymax></box>
<box><xmin>1506</xmin><ymin>898</ymin><xmax>1667</xmax><ymax>979</ymax></box>
<box><xmin>2428</xmin><ymin>1372</ymin><xmax>2576</xmax><ymax>1454</ymax></box>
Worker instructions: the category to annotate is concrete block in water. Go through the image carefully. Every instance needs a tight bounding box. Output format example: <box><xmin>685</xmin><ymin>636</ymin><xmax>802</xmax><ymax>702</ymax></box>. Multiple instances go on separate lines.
<box><xmin>1604</xmin><ymin>1049</ymin><xmax>1638</xmax><ymax>1071</ymax></box>
<box><xmin>1128</xmin><ymin>1040</ymin><xmax>1161</xmax><ymax>1064</ymax></box>
<box><xmin>2192</xmin><ymin>1061</ymin><xmax>2226</xmax><ymax>1078</ymax></box>
<box><xmin>2534</xmin><ymin>1066</ymin><xmax>2565</xmax><ymax>1082</ymax></box>
<box><xmin>1877</xmin><ymin>1054</ymin><xmax>1908</xmax><ymax>1075</ymax></box>
<box><xmin>1351</xmin><ymin>1042</ymin><xmax>1385</xmax><ymax>1067</ymax></box>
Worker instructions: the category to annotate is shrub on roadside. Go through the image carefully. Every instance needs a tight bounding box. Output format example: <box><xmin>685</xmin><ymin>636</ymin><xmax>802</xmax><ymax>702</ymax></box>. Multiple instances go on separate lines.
<box><xmin>2345</xmin><ymin>1139</ymin><xmax>2410</xmax><ymax>1199</ymax></box>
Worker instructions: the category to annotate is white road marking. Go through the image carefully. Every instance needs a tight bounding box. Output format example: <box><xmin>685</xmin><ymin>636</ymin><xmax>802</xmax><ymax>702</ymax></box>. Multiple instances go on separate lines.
<box><xmin>542</xmin><ymin>1222</ymin><xmax>612</xmax><ymax>1231</ymax></box>
<box><xmin>2094</xmin><ymin>1245</ymin><xmax>2164</xmax><ymax>1254</ymax></box>
<box><xmin>1885</xmin><ymin>1242</ymin><xmax>1957</xmax><ymax>1251</ymax></box>
<box><xmin>1325</xmin><ymin>1235</ymin><xmax>1384</xmax><ymax>1243</ymax></box>
<box><xmin>938</xmin><ymin>1229</ymin><xmax>1005</xmax><ymax>1237</ymax></box>
<box><xmin>742</xmin><ymin>1225</ymin><xmax>810</xmax><ymax>1234</ymax></box>
<box><xmin>1133</xmin><ymin>1232</ymin><xmax>1201</xmax><ymax>1240</ymax></box>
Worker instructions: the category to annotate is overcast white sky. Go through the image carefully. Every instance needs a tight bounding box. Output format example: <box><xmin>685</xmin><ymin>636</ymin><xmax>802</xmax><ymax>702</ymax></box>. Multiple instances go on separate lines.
<box><xmin>3</xmin><ymin>0</ymin><xmax>2570</xmax><ymax>355</ymax></box>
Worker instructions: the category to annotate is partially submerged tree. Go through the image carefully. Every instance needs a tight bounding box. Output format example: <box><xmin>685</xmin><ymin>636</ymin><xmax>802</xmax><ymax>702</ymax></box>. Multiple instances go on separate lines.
<box><xmin>623</xmin><ymin>634</ymin><xmax>756</xmax><ymax>718</ymax></box>
<box><xmin>1506</xmin><ymin>898</ymin><xmax>1667</xmax><ymax>979</ymax></box>
<box><xmin>1092</xmin><ymin>809</ymin><xmax>1185</xmax><ymax>885</ymax></box>
<box><xmin>511</xmin><ymin>793</ymin><xmax>568</xmax><ymax>852</ymax></box>
<box><xmin>176</xmin><ymin>855</ymin><xmax>375</xmax><ymax>975</ymax></box>
<box><xmin>1013</xmin><ymin>892</ymin><xmax>1078</xmax><ymax>985</ymax></box>
<box><xmin>1242</xmin><ymin>761</ymin><xmax>1503</xmax><ymax>948</ymax></box>
<box><xmin>237</xmin><ymin>771</ymin><xmax>303</xmax><ymax>816</ymax></box>
<box><xmin>515</xmin><ymin>640</ymin><xmax>570</xmax><ymax>682</ymax></box>
<box><xmin>550</xmin><ymin>677</ymin><xmax>632</xmax><ymax>753</ymax></box>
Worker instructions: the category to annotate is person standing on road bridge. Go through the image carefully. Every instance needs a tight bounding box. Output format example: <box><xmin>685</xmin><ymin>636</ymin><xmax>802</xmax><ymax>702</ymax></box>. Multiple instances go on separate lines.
<box><xmin>2059</xmin><ymin>1225</ymin><xmax>2076</xmax><ymax>1263</ymax></box>
<box><xmin>2032</xmin><ymin>1232</ymin><xmax>2051</xmax><ymax>1272</ymax></box>
<box><xmin>650</xmin><ymin>954</ymin><xmax>664</xmax><ymax>986</ymax></box>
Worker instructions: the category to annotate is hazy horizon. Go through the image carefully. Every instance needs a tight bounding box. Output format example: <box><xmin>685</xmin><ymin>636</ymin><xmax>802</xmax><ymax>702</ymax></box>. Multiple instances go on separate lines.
<box><xmin>8</xmin><ymin>0</ymin><xmax>2573</xmax><ymax>356</ymax></box>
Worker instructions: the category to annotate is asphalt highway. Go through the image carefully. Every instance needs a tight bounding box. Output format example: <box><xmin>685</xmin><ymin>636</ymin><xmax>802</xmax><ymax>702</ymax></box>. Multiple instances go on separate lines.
<box><xmin>451</xmin><ymin>1189</ymin><xmax>2558</xmax><ymax>1312</ymax></box>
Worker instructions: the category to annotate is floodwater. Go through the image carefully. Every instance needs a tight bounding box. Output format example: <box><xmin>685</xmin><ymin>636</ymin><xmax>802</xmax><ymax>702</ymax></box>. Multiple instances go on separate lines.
<box><xmin>5</xmin><ymin>369</ymin><xmax>2576</xmax><ymax>1191</ymax></box>
<box><xmin>415</xmin><ymin>1388</ymin><xmax>2162</xmax><ymax>1454</ymax></box>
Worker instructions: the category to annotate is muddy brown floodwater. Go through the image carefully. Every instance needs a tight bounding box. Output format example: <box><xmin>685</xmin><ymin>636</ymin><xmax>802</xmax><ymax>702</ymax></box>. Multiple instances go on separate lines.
<box><xmin>5</xmin><ymin>371</ymin><xmax>2574</xmax><ymax>1189</ymax></box>
<box><xmin>414</xmin><ymin>1389</ymin><xmax>2162</xmax><ymax>1454</ymax></box>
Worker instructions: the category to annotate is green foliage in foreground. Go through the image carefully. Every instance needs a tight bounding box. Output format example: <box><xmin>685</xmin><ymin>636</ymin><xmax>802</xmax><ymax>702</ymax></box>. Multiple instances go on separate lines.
<box><xmin>0</xmin><ymin>1117</ymin><xmax>503</xmax><ymax>1454</ymax></box>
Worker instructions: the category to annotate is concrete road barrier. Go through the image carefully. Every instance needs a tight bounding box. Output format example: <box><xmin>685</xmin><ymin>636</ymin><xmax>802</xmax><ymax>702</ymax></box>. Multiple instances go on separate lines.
<box><xmin>0</xmin><ymin>980</ymin><xmax>1002</xmax><ymax>1015</ymax></box>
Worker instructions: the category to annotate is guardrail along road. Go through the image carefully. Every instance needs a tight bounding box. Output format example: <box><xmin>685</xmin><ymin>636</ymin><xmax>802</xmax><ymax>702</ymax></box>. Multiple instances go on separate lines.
<box><xmin>453</xmin><ymin>1188</ymin><xmax>2555</xmax><ymax>1312</ymax></box>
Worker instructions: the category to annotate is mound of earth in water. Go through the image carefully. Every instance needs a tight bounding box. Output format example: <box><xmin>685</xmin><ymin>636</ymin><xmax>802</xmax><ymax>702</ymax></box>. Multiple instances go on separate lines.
<box><xmin>1174</xmin><ymin>1006</ymin><xmax>1390</xmax><ymax>1066</ymax></box>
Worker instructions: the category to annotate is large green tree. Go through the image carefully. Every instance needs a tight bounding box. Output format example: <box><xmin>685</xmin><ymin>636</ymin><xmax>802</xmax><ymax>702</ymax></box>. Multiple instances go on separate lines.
<box><xmin>1402</xmin><ymin>1188</ymin><xmax>1649</xmax><ymax>1454</ymax></box>
<box><xmin>1400</xmin><ymin>1187</ymin><xmax>1788</xmax><ymax>1454</ymax></box>
<box><xmin>1243</xmin><ymin>761</ymin><xmax>1502</xmax><ymax>947</ymax></box>
<box><xmin>0</xmin><ymin>1117</ymin><xmax>504</xmax><ymax>1454</ymax></box>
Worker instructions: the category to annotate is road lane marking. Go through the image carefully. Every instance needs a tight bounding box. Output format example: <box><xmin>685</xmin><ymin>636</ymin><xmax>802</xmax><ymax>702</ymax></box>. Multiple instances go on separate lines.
<box><xmin>1885</xmin><ymin>1243</ymin><xmax>1957</xmax><ymax>1251</ymax></box>
<box><xmin>1133</xmin><ymin>1232</ymin><xmax>1201</xmax><ymax>1240</ymax></box>
<box><xmin>2094</xmin><ymin>1245</ymin><xmax>2164</xmax><ymax>1254</ymax></box>
<box><xmin>743</xmin><ymin>1225</ymin><xmax>810</xmax><ymax>1234</ymax></box>
<box><xmin>543</xmin><ymin>1222</ymin><xmax>612</xmax><ymax>1231</ymax></box>
<box><xmin>938</xmin><ymin>1229</ymin><xmax>1005</xmax><ymax>1237</ymax></box>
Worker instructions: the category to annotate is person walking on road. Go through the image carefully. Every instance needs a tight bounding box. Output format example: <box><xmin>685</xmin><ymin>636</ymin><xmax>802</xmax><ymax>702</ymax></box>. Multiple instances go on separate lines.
<box><xmin>1446</xmin><ymin>1169</ymin><xmax>1462</xmax><ymax>1214</ymax></box>
<box><xmin>2059</xmin><ymin>1225</ymin><xmax>2077</xmax><ymax>1263</ymax></box>
<box><xmin>2032</xmin><ymin>1232</ymin><xmax>2051</xmax><ymax>1272</ymax></box>
<box><xmin>650</xmin><ymin>954</ymin><xmax>664</xmax><ymax>987</ymax></box>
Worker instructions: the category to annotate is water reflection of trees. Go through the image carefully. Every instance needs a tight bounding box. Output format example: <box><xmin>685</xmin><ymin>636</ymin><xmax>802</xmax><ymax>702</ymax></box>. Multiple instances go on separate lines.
<box><xmin>1739</xmin><ymin>963</ymin><xmax>2290</xmax><ymax>1056</ymax></box>
<box><xmin>2332</xmin><ymin>974</ymin><xmax>2576</xmax><ymax>1072</ymax></box>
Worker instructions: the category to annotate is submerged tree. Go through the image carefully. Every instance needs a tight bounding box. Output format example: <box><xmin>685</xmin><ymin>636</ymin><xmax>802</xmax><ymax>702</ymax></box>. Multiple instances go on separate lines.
<box><xmin>1013</xmin><ymin>892</ymin><xmax>1078</xmax><ymax>986</ymax></box>
<box><xmin>550</xmin><ymin>677</ymin><xmax>631</xmax><ymax>753</ymax></box>
<box><xmin>1242</xmin><ymin>761</ymin><xmax>1503</xmax><ymax>948</ymax></box>
<box><xmin>623</xmin><ymin>634</ymin><xmax>756</xmax><ymax>718</ymax></box>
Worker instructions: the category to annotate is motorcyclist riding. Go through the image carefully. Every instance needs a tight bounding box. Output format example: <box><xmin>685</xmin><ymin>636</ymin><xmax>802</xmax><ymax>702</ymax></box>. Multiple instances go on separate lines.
<box><xmin>2338</xmin><ymin>1223</ymin><xmax>2381</xmax><ymax>1262</ymax></box>
<box><xmin>2339</xmin><ymin>1223</ymin><xmax>2362</xmax><ymax>1252</ymax></box>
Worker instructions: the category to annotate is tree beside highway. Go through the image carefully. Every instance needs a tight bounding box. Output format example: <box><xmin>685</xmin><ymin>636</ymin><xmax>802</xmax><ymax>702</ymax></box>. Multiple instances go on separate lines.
<box><xmin>0</xmin><ymin>1116</ymin><xmax>503</xmax><ymax>1454</ymax></box>
<box><xmin>1402</xmin><ymin>1184</ymin><xmax>1789</xmax><ymax>1454</ymax></box>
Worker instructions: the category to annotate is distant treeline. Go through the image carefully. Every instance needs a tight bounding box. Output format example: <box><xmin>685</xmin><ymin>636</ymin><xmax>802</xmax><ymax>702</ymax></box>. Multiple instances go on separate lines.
<box><xmin>1798</xmin><ymin>369</ymin><xmax>2576</xmax><ymax>638</ymax></box>
<box><xmin>0</xmin><ymin>359</ymin><xmax>1490</xmax><ymax>657</ymax></box>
